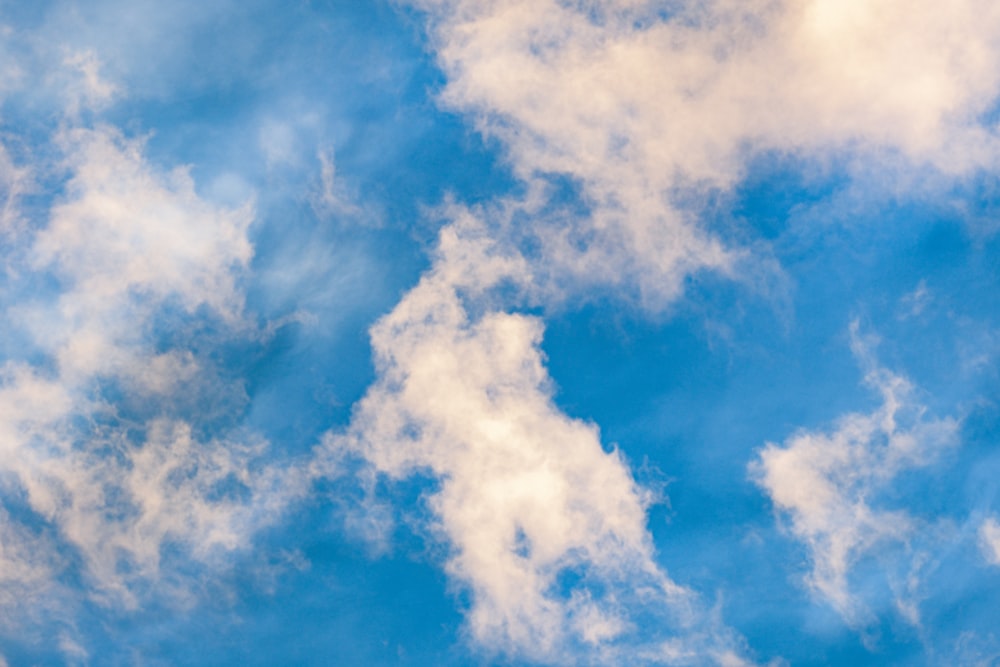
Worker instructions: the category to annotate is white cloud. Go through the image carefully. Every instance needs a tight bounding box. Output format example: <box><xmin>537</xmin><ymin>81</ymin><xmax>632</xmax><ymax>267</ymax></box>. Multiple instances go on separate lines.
<box><xmin>61</xmin><ymin>50</ymin><xmax>118</xmax><ymax>114</ymax></box>
<box><xmin>411</xmin><ymin>0</ymin><xmax>1000</xmax><ymax>308</ymax></box>
<box><xmin>306</xmin><ymin>1</ymin><xmax>1000</xmax><ymax>662</ymax></box>
<box><xmin>349</xmin><ymin>3</ymin><xmax>999</xmax><ymax>654</ymax></box>
<box><xmin>424</xmin><ymin>0</ymin><xmax>1000</xmax><ymax>173</ymax></box>
<box><xmin>0</xmin><ymin>23</ymin><xmax>121</xmax><ymax>118</ymax></box>
<box><xmin>751</xmin><ymin>324</ymin><xmax>958</xmax><ymax>626</ymax></box>
<box><xmin>0</xmin><ymin>124</ymin><xmax>300</xmax><ymax>610</ymax></box>
<box><xmin>57</xmin><ymin>631</ymin><xmax>88</xmax><ymax>664</ymax></box>
<box><xmin>324</xmin><ymin>209</ymin><xmax>748</xmax><ymax>664</ymax></box>
<box><xmin>313</xmin><ymin>147</ymin><xmax>366</xmax><ymax>222</ymax></box>
<box><xmin>23</xmin><ymin>418</ymin><xmax>294</xmax><ymax>608</ymax></box>
<box><xmin>313</xmin><ymin>0</ymin><xmax>1000</xmax><ymax>659</ymax></box>
<box><xmin>979</xmin><ymin>518</ymin><xmax>1000</xmax><ymax>566</ymax></box>
<box><xmin>8</xmin><ymin>125</ymin><xmax>253</xmax><ymax>393</ymax></box>
<box><xmin>35</xmin><ymin>126</ymin><xmax>253</xmax><ymax>320</ymax></box>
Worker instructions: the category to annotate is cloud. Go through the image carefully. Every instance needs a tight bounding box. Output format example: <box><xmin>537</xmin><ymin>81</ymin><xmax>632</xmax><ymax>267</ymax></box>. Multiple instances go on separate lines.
<box><xmin>751</xmin><ymin>324</ymin><xmax>958</xmax><ymax>627</ymax></box>
<box><xmin>898</xmin><ymin>280</ymin><xmax>932</xmax><ymax>320</ymax></box>
<box><xmin>314</xmin><ymin>1</ymin><xmax>1000</xmax><ymax>661</ymax></box>
<box><xmin>19</xmin><ymin>0</ymin><xmax>257</xmax><ymax>100</ymax></box>
<box><xmin>0</xmin><ymin>13</ymin><xmax>125</xmax><ymax>120</ymax></box>
<box><xmin>60</xmin><ymin>50</ymin><xmax>118</xmax><ymax>114</ymax></box>
<box><xmin>22</xmin><ymin>418</ymin><xmax>293</xmax><ymax>608</ymax></box>
<box><xmin>312</xmin><ymin>147</ymin><xmax>366</xmax><ymax>222</ymax></box>
<box><xmin>299</xmin><ymin>1</ymin><xmax>1000</xmax><ymax>663</ymax></box>
<box><xmin>0</xmin><ymin>123</ymin><xmax>301</xmax><ymax>612</ymax></box>
<box><xmin>0</xmin><ymin>143</ymin><xmax>32</xmax><ymax>237</ymax></box>
<box><xmin>423</xmin><ymin>0</ymin><xmax>1000</xmax><ymax>172</ymax></box>
<box><xmin>57</xmin><ymin>631</ymin><xmax>88</xmax><ymax>664</ymax></box>
<box><xmin>34</xmin><ymin>126</ymin><xmax>252</xmax><ymax>321</ymax></box>
<box><xmin>4</xmin><ymin>0</ymin><xmax>992</xmax><ymax>661</ymax></box>
<box><xmin>0</xmin><ymin>505</ymin><xmax>60</xmax><ymax>613</ymax></box>
<box><xmin>408</xmin><ymin>0</ymin><xmax>1000</xmax><ymax>309</ymax></box>
<box><xmin>979</xmin><ymin>518</ymin><xmax>1000</xmax><ymax>566</ymax></box>
<box><xmin>323</xmin><ymin>208</ymin><xmax>750</xmax><ymax>665</ymax></box>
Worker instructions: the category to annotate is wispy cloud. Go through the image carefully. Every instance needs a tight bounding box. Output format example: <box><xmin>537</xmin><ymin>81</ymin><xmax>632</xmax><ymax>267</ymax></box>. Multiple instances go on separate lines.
<box><xmin>59</xmin><ymin>50</ymin><xmax>118</xmax><ymax>115</ymax></box>
<box><xmin>0</xmin><ymin>144</ymin><xmax>32</xmax><ymax>236</ymax></box>
<box><xmin>751</xmin><ymin>323</ymin><xmax>958</xmax><ymax>628</ymax></box>
<box><xmin>0</xmin><ymin>122</ymin><xmax>302</xmax><ymax>616</ymax></box>
<box><xmin>979</xmin><ymin>518</ymin><xmax>1000</xmax><ymax>566</ymax></box>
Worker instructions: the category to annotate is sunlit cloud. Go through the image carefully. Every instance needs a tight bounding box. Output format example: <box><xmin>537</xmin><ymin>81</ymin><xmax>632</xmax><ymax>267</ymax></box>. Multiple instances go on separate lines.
<box><xmin>752</xmin><ymin>323</ymin><xmax>958</xmax><ymax>628</ymax></box>
<box><xmin>2</xmin><ymin>0</ymin><xmax>1000</xmax><ymax>664</ymax></box>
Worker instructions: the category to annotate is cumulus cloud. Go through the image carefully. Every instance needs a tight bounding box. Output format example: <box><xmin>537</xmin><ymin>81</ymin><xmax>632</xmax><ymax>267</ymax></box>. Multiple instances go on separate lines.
<box><xmin>321</xmin><ymin>208</ymin><xmax>750</xmax><ymax>665</ymax></box>
<box><xmin>409</xmin><ymin>0</ymin><xmax>1000</xmax><ymax>307</ymax></box>
<box><xmin>751</xmin><ymin>324</ymin><xmax>958</xmax><ymax>626</ymax></box>
<box><xmin>35</xmin><ymin>126</ymin><xmax>252</xmax><ymax>319</ymax></box>
<box><xmin>0</xmin><ymin>124</ymin><xmax>299</xmax><ymax>612</ymax></box>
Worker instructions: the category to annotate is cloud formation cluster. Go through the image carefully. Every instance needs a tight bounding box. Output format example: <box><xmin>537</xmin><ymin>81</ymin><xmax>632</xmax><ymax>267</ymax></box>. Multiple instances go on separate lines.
<box><xmin>3</xmin><ymin>0</ymin><xmax>1000</xmax><ymax>664</ymax></box>
<box><xmin>317</xmin><ymin>0</ymin><xmax>1000</xmax><ymax>662</ymax></box>
<box><xmin>0</xmin><ymin>125</ymin><xmax>295</xmax><ymax>621</ymax></box>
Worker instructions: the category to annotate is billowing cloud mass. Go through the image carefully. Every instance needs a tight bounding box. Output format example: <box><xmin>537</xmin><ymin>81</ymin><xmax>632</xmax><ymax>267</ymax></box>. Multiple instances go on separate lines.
<box><xmin>3</xmin><ymin>0</ymin><xmax>1000</xmax><ymax>665</ymax></box>
<box><xmin>412</xmin><ymin>0</ymin><xmax>1000</xmax><ymax>306</ymax></box>
<box><xmin>323</xmin><ymin>209</ymin><xmax>750</xmax><ymax>664</ymax></box>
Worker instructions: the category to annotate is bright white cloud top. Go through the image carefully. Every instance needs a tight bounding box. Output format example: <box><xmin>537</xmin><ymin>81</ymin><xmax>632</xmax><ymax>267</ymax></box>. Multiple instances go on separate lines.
<box><xmin>1</xmin><ymin>1</ymin><xmax>1000</xmax><ymax>665</ymax></box>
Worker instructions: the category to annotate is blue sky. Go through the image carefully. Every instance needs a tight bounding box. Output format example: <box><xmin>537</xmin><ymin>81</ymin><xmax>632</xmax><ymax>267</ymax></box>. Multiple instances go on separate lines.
<box><xmin>2</xmin><ymin>1</ymin><xmax>1000</xmax><ymax>665</ymax></box>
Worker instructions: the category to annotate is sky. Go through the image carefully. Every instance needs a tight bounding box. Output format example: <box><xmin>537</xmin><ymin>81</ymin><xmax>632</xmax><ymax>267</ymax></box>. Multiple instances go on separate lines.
<box><xmin>2</xmin><ymin>0</ymin><xmax>1000</xmax><ymax>665</ymax></box>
